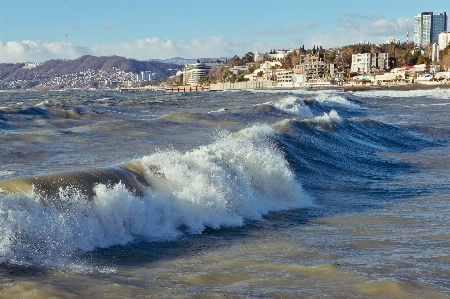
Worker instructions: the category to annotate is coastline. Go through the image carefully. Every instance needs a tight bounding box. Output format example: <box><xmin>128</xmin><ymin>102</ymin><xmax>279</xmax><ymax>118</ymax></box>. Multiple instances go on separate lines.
<box><xmin>310</xmin><ymin>83</ymin><xmax>450</xmax><ymax>92</ymax></box>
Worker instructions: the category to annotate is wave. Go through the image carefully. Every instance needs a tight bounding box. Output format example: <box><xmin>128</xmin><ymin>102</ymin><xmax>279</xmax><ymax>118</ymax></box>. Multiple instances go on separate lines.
<box><xmin>264</xmin><ymin>96</ymin><xmax>314</xmax><ymax>117</ymax></box>
<box><xmin>308</xmin><ymin>110</ymin><xmax>343</xmax><ymax>126</ymax></box>
<box><xmin>0</xmin><ymin>124</ymin><xmax>311</xmax><ymax>265</ymax></box>
<box><xmin>354</xmin><ymin>88</ymin><xmax>450</xmax><ymax>99</ymax></box>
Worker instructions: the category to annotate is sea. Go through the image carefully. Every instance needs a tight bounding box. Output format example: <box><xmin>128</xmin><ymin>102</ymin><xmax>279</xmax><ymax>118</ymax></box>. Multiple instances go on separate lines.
<box><xmin>0</xmin><ymin>87</ymin><xmax>449</xmax><ymax>298</ymax></box>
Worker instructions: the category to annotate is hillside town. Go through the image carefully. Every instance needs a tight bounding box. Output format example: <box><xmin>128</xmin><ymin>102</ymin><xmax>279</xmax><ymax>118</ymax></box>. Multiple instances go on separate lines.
<box><xmin>174</xmin><ymin>11</ymin><xmax>450</xmax><ymax>91</ymax></box>
<box><xmin>1</xmin><ymin>11</ymin><xmax>449</xmax><ymax>91</ymax></box>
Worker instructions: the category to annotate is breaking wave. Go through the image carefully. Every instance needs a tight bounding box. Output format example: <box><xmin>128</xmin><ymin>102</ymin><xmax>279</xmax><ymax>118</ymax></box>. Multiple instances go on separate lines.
<box><xmin>0</xmin><ymin>124</ymin><xmax>311</xmax><ymax>265</ymax></box>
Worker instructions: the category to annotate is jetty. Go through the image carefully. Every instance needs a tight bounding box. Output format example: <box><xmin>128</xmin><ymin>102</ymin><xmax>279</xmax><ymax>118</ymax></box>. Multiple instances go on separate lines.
<box><xmin>164</xmin><ymin>86</ymin><xmax>210</xmax><ymax>92</ymax></box>
<box><xmin>119</xmin><ymin>86</ymin><xmax>162</xmax><ymax>92</ymax></box>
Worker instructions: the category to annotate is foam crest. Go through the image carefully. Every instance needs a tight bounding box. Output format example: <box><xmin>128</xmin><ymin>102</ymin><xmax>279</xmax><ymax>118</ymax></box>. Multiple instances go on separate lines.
<box><xmin>139</xmin><ymin>124</ymin><xmax>311</xmax><ymax>233</ymax></box>
<box><xmin>355</xmin><ymin>88</ymin><xmax>450</xmax><ymax>99</ymax></box>
<box><xmin>266</xmin><ymin>96</ymin><xmax>314</xmax><ymax>117</ymax></box>
<box><xmin>312</xmin><ymin>91</ymin><xmax>360</xmax><ymax>108</ymax></box>
<box><xmin>310</xmin><ymin>110</ymin><xmax>343</xmax><ymax>125</ymax></box>
<box><xmin>0</xmin><ymin>124</ymin><xmax>311</xmax><ymax>265</ymax></box>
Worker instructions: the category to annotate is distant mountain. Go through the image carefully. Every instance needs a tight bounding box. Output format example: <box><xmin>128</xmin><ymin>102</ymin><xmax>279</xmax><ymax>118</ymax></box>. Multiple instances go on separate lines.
<box><xmin>152</xmin><ymin>57</ymin><xmax>231</xmax><ymax>65</ymax></box>
<box><xmin>0</xmin><ymin>55</ymin><xmax>185</xmax><ymax>90</ymax></box>
<box><xmin>0</xmin><ymin>55</ymin><xmax>183</xmax><ymax>82</ymax></box>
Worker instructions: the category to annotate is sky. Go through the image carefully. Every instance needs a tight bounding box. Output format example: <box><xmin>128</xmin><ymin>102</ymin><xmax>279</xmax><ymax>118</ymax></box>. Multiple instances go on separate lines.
<box><xmin>0</xmin><ymin>0</ymin><xmax>449</xmax><ymax>63</ymax></box>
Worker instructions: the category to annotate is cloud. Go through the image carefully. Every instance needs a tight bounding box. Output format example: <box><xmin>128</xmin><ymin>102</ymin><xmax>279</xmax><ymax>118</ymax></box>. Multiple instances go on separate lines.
<box><xmin>0</xmin><ymin>36</ymin><xmax>269</xmax><ymax>63</ymax></box>
<box><xmin>307</xmin><ymin>16</ymin><xmax>413</xmax><ymax>48</ymax></box>
<box><xmin>341</xmin><ymin>13</ymin><xmax>385</xmax><ymax>21</ymax></box>
<box><xmin>0</xmin><ymin>40</ymin><xmax>90</xmax><ymax>63</ymax></box>
<box><xmin>300</xmin><ymin>22</ymin><xmax>321</xmax><ymax>30</ymax></box>
<box><xmin>0</xmin><ymin>15</ymin><xmax>414</xmax><ymax>64</ymax></box>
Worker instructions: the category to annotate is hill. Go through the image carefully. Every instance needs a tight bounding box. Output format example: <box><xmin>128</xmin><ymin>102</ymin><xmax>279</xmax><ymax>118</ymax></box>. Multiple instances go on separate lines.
<box><xmin>0</xmin><ymin>55</ymin><xmax>183</xmax><ymax>90</ymax></box>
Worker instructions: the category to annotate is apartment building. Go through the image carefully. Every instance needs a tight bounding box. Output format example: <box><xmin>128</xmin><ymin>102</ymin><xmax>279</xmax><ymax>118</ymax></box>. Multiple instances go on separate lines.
<box><xmin>293</xmin><ymin>54</ymin><xmax>333</xmax><ymax>81</ymax></box>
<box><xmin>274</xmin><ymin>69</ymin><xmax>293</xmax><ymax>83</ymax></box>
<box><xmin>351</xmin><ymin>53</ymin><xmax>389</xmax><ymax>74</ymax></box>
<box><xmin>136</xmin><ymin>71</ymin><xmax>157</xmax><ymax>82</ymax></box>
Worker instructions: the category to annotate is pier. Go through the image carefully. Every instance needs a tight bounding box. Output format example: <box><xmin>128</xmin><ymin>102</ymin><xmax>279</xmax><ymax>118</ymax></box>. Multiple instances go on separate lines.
<box><xmin>119</xmin><ymin>86</ymin><xmax>162</xmax><ymax>92</ymax></box>
<box><xmin>164</xmin><ymin>86</ymin><xmax>210</xmax><ymax>92</ymax></box>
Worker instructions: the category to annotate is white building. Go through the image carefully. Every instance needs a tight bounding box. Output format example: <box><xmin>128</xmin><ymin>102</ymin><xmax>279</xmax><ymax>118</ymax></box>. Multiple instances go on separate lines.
<box><xmin>183</xmin><ymin>63</ymin><xmax>207</xmax><ymax>85</ymax></box>
<box><xmin>431</xmin><ymin>43</ymin><xmax>440</xmax><ymax>62</ymax></box>
<box><xmin>244</xmin><ymin>61</ymin><xmax>282</xmax><ymax>82</ymax></box>
<box><xmin>351</xmin><ymin>53</ymin><xmax>389</xmax><ymax>74</ymax></box>
<box><xmin>438</xmin><ymin>31</ymin><xmax>450</xmax><ymax>50</ymax></box>
<box><xmin>274</xmin><ymin>69</ymin><xmax>293</xmax><ymax>83</ymax></box>
<box><xmin>182</xmin><ymin>62</ymin><xmax>223</xmax><ymax>85</ymax></box>
<box><xmin>414</xmin><ymin>12</ymin><xmax>432</xmax><ymax>47</ymax></box>
<box><xmin>268</xmin><ymin>49</ymin><xmax>293</xmax><ymax>61</ymax></box>
<box><xmin>254</xmin><ymin>51</ymin><xmax>265</xmax><ymax>62</ymax></box>
<box><xmin>136</xmin><ymin>71</ymin><xmax>157</xmax><ymax>82</ymax></box>
<box><xmin>230</xmin><ymin>65</ymin><xmax>248</xmax><ymax>75</ymax></box>
<box><xmin>385</xmin><ymin>39</ymin><xmax>401</xmax><ymax>45</ymax></box>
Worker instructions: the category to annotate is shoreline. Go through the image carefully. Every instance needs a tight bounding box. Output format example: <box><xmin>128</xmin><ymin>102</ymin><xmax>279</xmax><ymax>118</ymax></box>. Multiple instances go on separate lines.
<box><xmin>1</xmin><ymin>83</ymin><xmax>449</xmax><ymax>93</ymax></box>
<box><xmin>303</xmin><ymin>83</ymin><xmax>450</xmax><ymax>92</ymax></box>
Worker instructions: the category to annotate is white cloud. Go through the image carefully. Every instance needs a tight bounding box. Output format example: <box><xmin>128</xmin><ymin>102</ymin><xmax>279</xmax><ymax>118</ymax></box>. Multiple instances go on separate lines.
<box><xmin>0</xmin><ymin>40</ymin><xmax>90</xmax><ymax>63</ymax></box>
<box><xmin>0</xmin><ymin>15</ymin><xmax>415</xmax><ymax>64</ymax></box>
<box><xmin>307</xmin><ymin>17</ymin><xmax>413</xmax><ymax>48</ymax></box>
<box><xmin>0</xmin><ymin>36</ymin><xmax>264</xmax><ymax>63</ymax></box>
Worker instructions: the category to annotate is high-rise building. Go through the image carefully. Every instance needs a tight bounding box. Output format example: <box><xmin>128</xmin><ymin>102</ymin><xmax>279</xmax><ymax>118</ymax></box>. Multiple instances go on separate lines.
<box><xmin>414</xmin><ymin>12</ymin><xmax>433</xmax><ymax>47</ymax></box>
<box><xmin>432</xmin><ymin>13</ymin><xmax>448</xmax><ymax>44</ymax></box>
<box><xmin>414</xmin><ymin>12</ymin><xmax>447</xmax><ymax>48</ymax></box>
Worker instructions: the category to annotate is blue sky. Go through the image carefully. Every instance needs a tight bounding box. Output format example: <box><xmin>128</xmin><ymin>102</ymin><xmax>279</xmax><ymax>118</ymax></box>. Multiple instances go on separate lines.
<box><xmin>0</xmin><ymin>0</ymin><xmax>449</xmax><ymax>63</ymax></box>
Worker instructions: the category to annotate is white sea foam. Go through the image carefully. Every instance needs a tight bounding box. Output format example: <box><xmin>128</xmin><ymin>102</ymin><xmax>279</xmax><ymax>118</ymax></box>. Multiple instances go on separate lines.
<box><xmin>266</xmin><ymin>96</ymin><xmax>314</xmax><ymax>117</ymax></box>
<box><xmin>310</xmin><ymin>110</ymin><xmax>343</xmax><ymax>125</ymax></box>
<box><xmin>312</xmin><ymin>90</ymin><xmax>360</xmax><ymax>108</ymax></box>
<box><xmin>354</xmin><ymin>88</ymin><xmax>450</xmax><ymax>99</ymax></box>
<box><xmin>263</xmin><ymin>89</ymin><xmax>359</xmax><ymax>108</ymax></box>
<box><xmin>208</xmin><ymin>108</ymin><xmax>226</xmax><ymax>113</ymax></box>
<box><xmin>0</xmin><ymin>170</ymin><xmax>14</xmax><ymax>178</ymax></box>
<box><xmin>0</xmin><ymin>124</ymin><xmax>311</xmax><ymax>265</ymax></box>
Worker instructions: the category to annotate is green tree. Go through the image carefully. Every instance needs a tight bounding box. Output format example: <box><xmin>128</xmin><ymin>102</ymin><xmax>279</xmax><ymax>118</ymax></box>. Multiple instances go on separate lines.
<box><xmin>242</xmin><ymin>52</ymin><xmax>254</xmax><ymax>64</ymax></box>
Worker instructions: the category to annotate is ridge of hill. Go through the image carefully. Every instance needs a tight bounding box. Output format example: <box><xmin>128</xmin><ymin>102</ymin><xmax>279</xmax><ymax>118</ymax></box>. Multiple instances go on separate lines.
<box><xmin>0</xmin><ymin>55</ymin><xmax>183</xmax><ymax>90</ymax></box>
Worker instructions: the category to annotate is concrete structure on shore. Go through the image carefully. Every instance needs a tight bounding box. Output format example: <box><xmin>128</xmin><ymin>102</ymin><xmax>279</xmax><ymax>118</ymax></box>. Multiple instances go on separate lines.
<box><xmin>210</xmin><ymin>81</ymin><xmax>275</xmax><ymax>91</ymax></box>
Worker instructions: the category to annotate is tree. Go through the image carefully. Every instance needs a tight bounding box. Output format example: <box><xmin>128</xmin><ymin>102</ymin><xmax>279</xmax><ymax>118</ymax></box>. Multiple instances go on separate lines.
<box><xmin>440</xmin><ymin>43</ymin><xmax>450</xmax><ymax>72</ymax></box>
<box><xmin>242</xmin><ymin>52</ymin><xmax>254</xmax><ymax>64</ymax></box>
